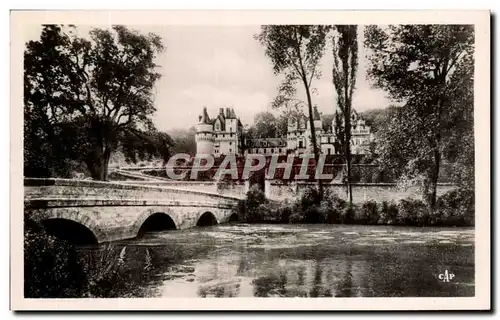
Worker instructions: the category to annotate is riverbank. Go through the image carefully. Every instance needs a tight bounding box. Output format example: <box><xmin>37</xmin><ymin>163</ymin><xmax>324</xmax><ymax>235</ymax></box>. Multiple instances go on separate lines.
<box><xmin>237</xmin><ymin>186</ymin><xmax>474</xmax><ymax>227</ymax></box>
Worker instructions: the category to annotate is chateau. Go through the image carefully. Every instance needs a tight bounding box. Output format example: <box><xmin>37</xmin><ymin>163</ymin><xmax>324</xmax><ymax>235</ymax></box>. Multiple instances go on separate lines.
<box><xmin>195</xmin><ymin>106</ymin><xmax>374</xmax><ymax>156</ymax></box>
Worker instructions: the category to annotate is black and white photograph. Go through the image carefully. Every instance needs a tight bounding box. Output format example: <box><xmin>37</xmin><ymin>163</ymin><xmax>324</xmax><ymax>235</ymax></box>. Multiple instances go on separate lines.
<box><xmin>10</xmin><ymin>10</ymin><xmax>490</xmax><ymax>311</ymax></box>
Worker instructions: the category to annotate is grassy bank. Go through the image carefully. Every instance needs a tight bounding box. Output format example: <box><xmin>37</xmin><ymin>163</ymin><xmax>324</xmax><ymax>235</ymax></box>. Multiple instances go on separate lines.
<box><xmin>236</xmin><ymin>186</ymin><xmax>474</xmax><ymax>227</ymax></box>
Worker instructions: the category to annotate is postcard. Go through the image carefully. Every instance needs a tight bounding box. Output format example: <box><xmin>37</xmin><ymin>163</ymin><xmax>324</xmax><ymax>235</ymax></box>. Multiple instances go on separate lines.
<box><xmin>10</xmin><ymin>9</ymin><xmax>490</xmax><ymax>311</ymax></box>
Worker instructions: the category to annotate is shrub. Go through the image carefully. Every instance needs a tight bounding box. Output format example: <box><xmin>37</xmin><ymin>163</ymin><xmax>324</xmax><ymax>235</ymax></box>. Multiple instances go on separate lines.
<box><xmin>378</xmin><ymin>200</ymin><xmax>399</xmax><ymax>225</ymax></box>
<box><xmin>299</xmin><ymin>187</ymin><xmax>322</xmax><ymax>207</ymax></box>
<box><xmin>237</xmin><ymin>184</ymin><xmax>474</xmax><ymax>227</ymax></box>
<box><xmin>287</xmin><ymin>187</ymin><xmax>322</xmax><ymax>223</ymax></box>
<box><xmin>358</xmin><ymin>200</ymin><xmax>379</xmax><ymax>225</ymax></box>
<box><xmin>246</xmin><ymin>185</ymin><xmax>266</xmax><ymax>208</ymax></box>
<box><xmin>342</xmin><ymin>203</ymin><xmax>359</xmax><ymax>224</ymax></box>
<box><xmin>242</xmin><ymin>185</ymin><xmax>267</xmax><ymax>222</ymax></box>
<box><xmin>288</xmin><ymin>207</ymin><xmax>305</xmax><ymax>224</ymax></box>
<box><xmin>24</xmin><ymin>219</ymin><xmax>86</xmax><ymax>298</ymax></box>
<box><xmin>397</xmin><ymin>198</ymin><xmax>429</xmax><ymax>226</ymax></box>
<box><xmin>276</xmin><ymin>200</ymin><xmax>294</xmax><ymax>223</ymax></box>
<box><xmin>256</xmin><ymin>202</ymin><xmax>280</xmax><ymax>222</ymax></box>
<box><xmin>435</xmin><ymin>188</ymin><xmax>474</xmax><ymax>226</ymax></box>
<box><xmin>318</xmin><ymin>190</ymin><xmax>346</xmax><ymax>224</ymax></box>
<box><xmin>24</xmin><ymin>218</ymin><xmax>160</xmax><ymax>298</ymax></box>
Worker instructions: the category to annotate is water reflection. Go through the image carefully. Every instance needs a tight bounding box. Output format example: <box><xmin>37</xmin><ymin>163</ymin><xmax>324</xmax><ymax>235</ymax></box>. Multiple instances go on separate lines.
<box><xmin>116</xmin><ymin>224</ymin><xmax>474</xmax><ymax>298</ymax></box>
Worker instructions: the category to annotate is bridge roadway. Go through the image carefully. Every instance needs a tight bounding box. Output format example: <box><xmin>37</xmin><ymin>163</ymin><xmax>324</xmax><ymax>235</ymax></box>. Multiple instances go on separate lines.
<box><xmin>24</xmin><ymin>178</ymin><xmax>242</xmax><ymax>244</ymax></box>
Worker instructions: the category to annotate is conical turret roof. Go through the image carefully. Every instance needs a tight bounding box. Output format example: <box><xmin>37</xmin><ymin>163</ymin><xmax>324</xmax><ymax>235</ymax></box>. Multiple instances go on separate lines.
<box><xmin>200</xmin><ymin>106</ymin><xmax>211</xmax><ymax>124</ymax></box>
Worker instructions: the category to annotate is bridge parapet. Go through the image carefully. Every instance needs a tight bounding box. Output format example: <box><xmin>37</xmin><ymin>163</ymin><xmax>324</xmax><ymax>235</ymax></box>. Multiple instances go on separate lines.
<box><xmin>24</xmin><ymin>178</ymin><xmax>243</xmax><ymax>203</ymax></box>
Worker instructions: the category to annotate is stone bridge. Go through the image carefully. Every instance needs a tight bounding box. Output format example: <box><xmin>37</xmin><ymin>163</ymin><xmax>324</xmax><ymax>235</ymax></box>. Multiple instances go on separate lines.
<box><xmin>24</xmin><ymin>178</ymin><xmax>242</xmax><ymax>245</ymax></box>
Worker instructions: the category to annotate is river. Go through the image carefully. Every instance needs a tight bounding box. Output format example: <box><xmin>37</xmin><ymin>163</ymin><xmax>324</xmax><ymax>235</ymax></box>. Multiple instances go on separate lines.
<box><xmin>109</xmin><ymin>224</ymin><xmax>474</xmax><ymax>298</ymax></box>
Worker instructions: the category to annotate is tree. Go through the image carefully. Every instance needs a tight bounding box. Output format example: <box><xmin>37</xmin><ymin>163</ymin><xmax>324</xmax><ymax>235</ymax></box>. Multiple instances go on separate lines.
<box><xmin>24</xmin><ymin>25</ymin><xmax>173</xmax><ymax>180</ymax></box>
<box><xmin>331</xmin><ymin>25</ymin><xmax>359</xmax><ymax>204</ymax></box>
<box><xmin>168</xmin><ymin>127</ymin><xmax>197</xmax><ymax>156</ymax></box>
<box><xmin>252</xmin><ymin>112</ymin><xmax>278</xmax><ymax>138</ymax></box>
<box><xmin>359</xmin><ymin>106</ymin><xmax>399</xmax><ymax>133</ymax></box>
<box><xmin>321</xmin><ymin>113</ymin><xmax>334</xmax><ymax>132</ymax></box>
<box><xmin>365</xmin><ymin>25</ymin><xmax>474</xmax><ymax>211</ymax></box>
<box><xmin>277</xmin><ymin>102</ymin><xmax>306</xmax><ymax>137</ymax></box>
<box><xmin>255</xmin><ymin>25</ymin><xmax>328</xmax><ymax>197</ymax></box>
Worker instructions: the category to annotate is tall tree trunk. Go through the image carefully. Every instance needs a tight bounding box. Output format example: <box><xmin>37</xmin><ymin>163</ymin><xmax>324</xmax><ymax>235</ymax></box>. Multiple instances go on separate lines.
<box><xmin>100</xmin><ymin>147</ymin><xmax>111</xmax><ymax>181</ymax></box>
<box><xmin>86</xmin><ymin>147</ymin><xmax>112</xmax><ymax>181</ymax></box>
<box><xmin>344</xmin><ymin>117</ymin><xmax>353</xmax><ymax>204</ymax></box>
<box><xmin>344</xmin><ymin>64</ymin><xmax>353</xmax><ymax>205</ymax></box>
<box><xmin>430</xmin><ymin>148</ymin><xmax>441</xmax><ymax>211</ymax></box>
<box><xmin>304</xmin><ymin>81</ymin><xmax>324</xmax><ymax>200</ymax></box>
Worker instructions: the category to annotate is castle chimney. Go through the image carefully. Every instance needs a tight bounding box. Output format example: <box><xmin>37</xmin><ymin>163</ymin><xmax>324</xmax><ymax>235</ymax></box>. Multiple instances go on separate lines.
<box><xmin>226</xmin><ymin>107</ymin><xmax>231</xmax><ymax>118</ymax></box>
<box><xmin>219</xmin><ymin>108</ymin><xmax>224</xmax><ymax>116</ymax></box>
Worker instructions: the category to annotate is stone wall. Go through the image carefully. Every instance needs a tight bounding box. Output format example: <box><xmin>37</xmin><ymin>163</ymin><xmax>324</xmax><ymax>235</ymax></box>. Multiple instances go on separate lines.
<box><xmin>24</xmin><ymin>178</ymin><xmax>243</xmax><ymax>203</ymax></box>
<box><xmin>266</xmin><ymin>181</ymin><xmax>456</xmax><ymax>203</ymax></box>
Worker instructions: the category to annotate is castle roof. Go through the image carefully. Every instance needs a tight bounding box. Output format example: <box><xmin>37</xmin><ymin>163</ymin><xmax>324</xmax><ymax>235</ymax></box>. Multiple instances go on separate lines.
<box><xmin>199</xmin><ymin>106</ymin><xmax>211</xmax><ymax>124</ymax></box>
<box><xmin>313</xmin><ymin>106</ymin><xmax>321</xmax><ymax>121</ymax></box>
<box><xmin>248</xmin><ymin>137</ymin><xmax>287</xmax><ymax>148</ymax></box>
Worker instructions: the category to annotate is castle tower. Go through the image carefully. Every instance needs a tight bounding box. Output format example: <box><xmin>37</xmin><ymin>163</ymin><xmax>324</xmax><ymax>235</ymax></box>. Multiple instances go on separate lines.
<box><xmin>286</xmin><ymin>116</ymin><xmax>298</xmax><ymax>151</ymax></box>
<box><xmin>195</xmin><ymin>106</ymin><xmax>214</xmax><ymax>155</ymax></box>
<box><xmin>304</xmin><ymin>106</ymin><xmax>323</xmax><ymax>153</ymax></box>
<box><xmin>313</xmin><ymin>106</ymin><xmax>322</xmax><ymax>132</ymax></box>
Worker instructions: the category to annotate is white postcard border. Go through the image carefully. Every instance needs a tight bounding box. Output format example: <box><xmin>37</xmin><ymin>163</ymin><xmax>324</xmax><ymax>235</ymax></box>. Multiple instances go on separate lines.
<box><xmin>10</xmin><ymin>9</ymin><xmax>491</xmax><ymax>311</ymax></box>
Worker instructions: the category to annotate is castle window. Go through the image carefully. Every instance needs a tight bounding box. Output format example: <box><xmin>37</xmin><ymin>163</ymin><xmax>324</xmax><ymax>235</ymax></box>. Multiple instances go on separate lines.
<box><xmin>299</xmin><ymin>141</ymin><xmax>303</xmax><ymax>148</ymax></box>
<box><xmin>229</xmin><ymin>148</ymin><xmax>232</xmax><ymax>153</ymax></box>
<box><xmin>230</xmin><ymin>127</ymin><xmax>232</xmax><ymax>133</ymax></box>
<box><xmin>327</xmin><ymin>148</ymin><xmax>331</xmax><ymax>155</ymax></box>
<box><xmin>271</xmin><ymin>148</ymin><xmax>274</xmax><ymax>153</ymax></box>
<box><xmin>229</xmin><ymin>142</ymin><xmax>232</xmax><ymax>145</ymax></box>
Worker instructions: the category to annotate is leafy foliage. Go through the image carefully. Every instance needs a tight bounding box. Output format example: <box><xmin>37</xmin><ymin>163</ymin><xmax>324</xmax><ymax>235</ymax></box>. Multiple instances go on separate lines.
<box><xmin>24</xmin><ymin>25</ymin><xmax>173</xmax><ymax>180</ymax></box>
<box><xmin>248</xmin><ymin>112</ymin><xmax>278</xmax><ymax>138</ymax></box>
<box><xmin>364</xmin><ymin>25</ymin><xmax>474</xmax><ymax>209</ymax></box>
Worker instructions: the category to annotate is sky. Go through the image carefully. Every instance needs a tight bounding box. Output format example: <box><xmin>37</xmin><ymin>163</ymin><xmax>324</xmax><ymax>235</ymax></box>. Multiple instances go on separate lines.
<box><xmin>24</xmin><ymin>25</ymin><xmax>392</xmax><ymax>131</ymax></box>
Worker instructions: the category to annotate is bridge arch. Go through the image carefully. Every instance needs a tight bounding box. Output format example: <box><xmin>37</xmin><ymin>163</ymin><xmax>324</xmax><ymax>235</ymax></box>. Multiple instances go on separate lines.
<box><xmin>133</xmin><ymin>210</ymin><xmax>178</xmax><ymax>238</ymax></box>
<box><xmin>41</xmin><ymin>218</ymin><xmax>98</xmax><ymax>245</ymax></box>
<box><xmin>31</xmin><ymin>209</ymin><xmax>103</xmax><ymax>245</ymax></box>
<box><xmin>228</xmin><ymin>213</ymin><xmax>239</xmax><ymax>222</ymax></box>
<box><xmin>196</xmin><ymin>211</ymin><xmax>218</xmax><ymax>227</ymax></box>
